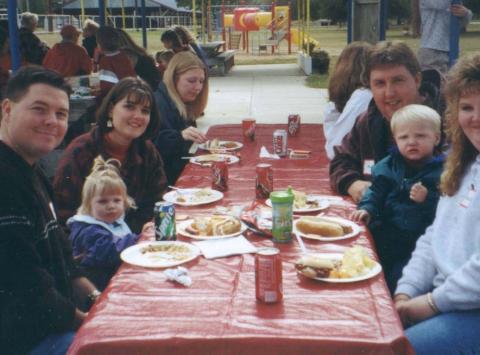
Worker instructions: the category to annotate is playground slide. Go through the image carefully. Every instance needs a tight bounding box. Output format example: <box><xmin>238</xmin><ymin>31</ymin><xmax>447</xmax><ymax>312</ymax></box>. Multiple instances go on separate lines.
<box><xmin>290</xmin><ymin>28</ymin><xmax>320</xmax><ymax>50</ymax></box>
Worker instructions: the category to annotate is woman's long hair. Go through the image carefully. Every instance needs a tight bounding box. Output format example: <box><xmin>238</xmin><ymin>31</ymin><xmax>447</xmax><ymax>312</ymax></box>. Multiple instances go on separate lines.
<box><xmin>163</xmin><ymin>51</ymin><xmax>208</xmax><ymax>120</ymax></box>
<box><xmin>440</xmin><ymin>54</ymin><xmax>480</xmax><ymax>195</ymax></box>
<box><xmin>328</xmin><ymin>41</ymin><xmax>372</xmax><ymax>113</ymax></box>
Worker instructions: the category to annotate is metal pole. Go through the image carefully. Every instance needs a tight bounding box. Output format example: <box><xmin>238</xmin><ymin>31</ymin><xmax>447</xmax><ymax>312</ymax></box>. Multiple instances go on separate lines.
<box><xmin>192</xmin><ymin>0</ymin><xmax>197</xmax><ymax>37</ymax></box>
<box><xmin>306</xmin><ymin>0</ymin><xmax>310</xmax><ymax>55</ymax></box>
<box><xmin>201</xmin><ymin>0</ymin><xmax>206</xmax><ymax>44</ymax></box>
<box><xmin>347</xmin><ymin>0</ymin><xmax>353</xmax><ymax>43</ymax></box>
<box><xmin>7</xmin><ymin>0</ymin><xmax>21</xmax><ymax>72</ymax></box>
<box><xmin>141</xmin><ymin>0</ymin><xmax>147</xmax><ymax>48</ymax></box>
<box><xmin>80</xmin><ymin>0</ymin><xmax>85</xmax><ymax>25</ymax></box>
<box><xmin>379</xmin><ymin>0</ymin><xmax>387</xmax><ymax>41</ymax></box>
<box><xmin>121</xmin><ymin>0</ymin><xmax>126</xmax><ymax>29</ymax></box>
<box><xmin>99</xmin><ymin>0</ymin><xmax>106</xmax><ymax>26</ymax></box>
<box><xmin>287</xmin><ymin>1</ymin><xmax>291</xmax><ymax>54</ymax></box>
<box><xmin>449</xmin><ymin>0</ymin><xmax>461</xmax><ymax>67</ymax></box>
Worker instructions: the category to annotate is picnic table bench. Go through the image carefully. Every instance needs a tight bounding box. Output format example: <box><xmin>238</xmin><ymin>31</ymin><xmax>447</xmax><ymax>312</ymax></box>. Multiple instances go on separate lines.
<box><xmin>200</xmin><ymin>41</ymin><xmax>235</xmax><ymax>76</ymax></box>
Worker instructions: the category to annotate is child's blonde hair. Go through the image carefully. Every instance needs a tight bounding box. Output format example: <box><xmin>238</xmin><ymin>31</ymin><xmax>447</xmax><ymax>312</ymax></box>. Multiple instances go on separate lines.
<box><xmin>78</xmin><ymin>156</ymin><xmax>136</xmax><ymax>216</ymax></box>
<box><xmin>390</xmin><ymin>104</ymin><xmax>441</xmax><ymax>136</ymax></box>
<box><xmin>441</xmin><ymin>53</ymin><xmax>480</xmax><ymax>196</ymax></box>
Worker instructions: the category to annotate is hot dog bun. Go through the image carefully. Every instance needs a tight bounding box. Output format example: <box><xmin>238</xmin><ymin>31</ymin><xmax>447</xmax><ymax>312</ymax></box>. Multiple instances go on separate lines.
<box><xmin>296</xmin><ymin>217</ymin><xmax>344</xmax><ymax>237</ymax></box>
<box><xmin>295</xmin><ymin>255</ymin><xmax>335</xmax><ymax>278</ymax></box>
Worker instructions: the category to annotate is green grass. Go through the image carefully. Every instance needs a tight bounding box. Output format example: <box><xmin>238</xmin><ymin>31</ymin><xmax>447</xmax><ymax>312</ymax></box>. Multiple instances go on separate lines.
<box><xmin>37</xmin><ymin>23</ymin><xmax>480</xmax><ymax>89</ymax></box>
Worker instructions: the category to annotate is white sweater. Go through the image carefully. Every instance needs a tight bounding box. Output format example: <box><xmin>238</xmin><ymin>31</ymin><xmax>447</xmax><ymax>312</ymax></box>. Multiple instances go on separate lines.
<box><xmin>323</xmin><ymin>88</ymin><xmax>372</xmax><ymax>160</ymax></box>
<box><xmin>396</xmin><ymin>155</ymin><xmax>480</xmax><ymax>312</ymax></box>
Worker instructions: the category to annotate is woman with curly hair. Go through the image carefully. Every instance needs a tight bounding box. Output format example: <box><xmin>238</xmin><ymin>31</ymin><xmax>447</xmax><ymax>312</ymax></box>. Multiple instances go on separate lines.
<box><xmin>394</xmin><ymin>53</ymin><xmax>480</xmax><ymax>354</ymax></box>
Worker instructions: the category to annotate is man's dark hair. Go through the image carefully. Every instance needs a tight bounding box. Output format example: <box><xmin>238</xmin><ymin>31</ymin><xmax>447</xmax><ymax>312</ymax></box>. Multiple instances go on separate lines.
<box><xmin>367</xmin><ymin>41</ymin><xmax>421</xmax><ymax>81</ymax></box>
<box><xmin>6</xmin><ymin>65</ymin><xmax>71</xmax><ymax>102</ymax></box>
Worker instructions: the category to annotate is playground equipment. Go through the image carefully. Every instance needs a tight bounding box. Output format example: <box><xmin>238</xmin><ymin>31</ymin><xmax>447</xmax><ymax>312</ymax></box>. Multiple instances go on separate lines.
<box><xmin>221</xmin><ymin>5</ymin><xmax>292</xmax><ymax>54</ymax></box>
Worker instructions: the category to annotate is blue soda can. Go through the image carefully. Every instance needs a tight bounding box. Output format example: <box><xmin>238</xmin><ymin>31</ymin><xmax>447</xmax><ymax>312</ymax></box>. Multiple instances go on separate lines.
<box><xmin>154</xmin><ymin>202</ymin><xmax>176</xmax><ymax>241</ymax></box>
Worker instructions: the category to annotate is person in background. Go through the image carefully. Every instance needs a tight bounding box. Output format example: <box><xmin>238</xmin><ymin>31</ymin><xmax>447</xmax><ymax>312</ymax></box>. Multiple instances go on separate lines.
<box><xmin>161</xmin><ymin>29</ymin><xmax>187</xmax><ymax>53</ymax></box>
<box><xmin>0</xmin><ymin>66</ymin><xmax>99</xmax><ymax>355</ymax></box>
<box><xmin>0</xmin><ymin>25</ymin><xmax>10</xmax><ymax>99</ymax></box>
<box><xmin>43</xmin><ymin>24</ymin><xmax>92</xmax><ymax>78</ymax></box>
<box><xmin>323</xmin><ymin>41</ymin><xmax>373</xmax><ymax>160</ymax></box>
<box><xmin>96</xmin><ymin>26</ymin><xmax>136</xmax><ymax>97</ymax></box>
<box><xmin>394</xmin><ymin>53</ymin><xmax>480</xmax><ymax>355</ymax></box>
<box><xmin>82</xmin><ymin>18</ymin><xmax>99</xmax><ymax>59</ymax></box>
<box><xmin>173</xmin><ymin>25</ymin><xmax>208</xmax><ymax>65</ymax></box>
<box><xmin>153</xmin><ymin>51</ymin><xmax>208</xmax><ymax>185</ymax></box>
<box><xmin>155</xmin><ymin>49</ymin><xmax>175</xmax><ymax>79</ymax></box>
<box><xmin>116</xmin><ymin>28</ymin><xmax>160</xmax><ymax>90</ymax></box>
<box><xmin>18</xmin><ymin>11</ymin><xmax>49</xmax><ymax>65</ymax></box>
<box><xmin>54</xmin><ymin>77</ymin><xmax>167</xmax><ymax>234</ymax></box>
<box><xmin>416</xmin><ymin>0</ymin><xmax>472</xmax><ymax>74</ymax></box>
<box><xmin>351</xmin><ymin>104</ymin><xmax>444</xmax><ymax>294</ymax></box>
<box><xmin>329</xmin><ymin>41</ymin><xmax>443</xmax><ymax>203</ymax></box>
<box><xmin>68</xmin><ymin>156</ymin><xmax>154</xmax><ymax>291</ymax></box>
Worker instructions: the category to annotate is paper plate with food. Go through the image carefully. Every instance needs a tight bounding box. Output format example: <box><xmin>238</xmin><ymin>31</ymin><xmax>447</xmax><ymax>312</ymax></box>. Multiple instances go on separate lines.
<box><xmin>294</xmin><ymin>215</ymin><xmax>361</xmax><ymax>241</ymax></box>
<box><xmin>295</xmin><ymin>246</ymin><xmax>381</xmax><ymax>283</ymax></box>
<box><xmin>190</xmin><ymin>154</ymin><xmax>239</xmax><ymax>167</ymax></box>
<box><xmin>120</xmin><ymin>241</ymin><xmax>200</xmax><ymax>268</ymax></box>
<box><xmin>177</xmin><ymin>215</ymin><xmax>246</xmax><ymax>240</ymax></box>
<box><xmin>199</xmin><ymin>139</ymin><xmax>243</xmax><ymax>152</ymax></box>
<box><xmin>163</xmin><ymin>188</ymin><xmax>223</xmax><ymax>206</ymax></box>
<box><xmin>266</xmin><ymin>190</ymin><xmax>329</xmax><ymax>213</ymax></box>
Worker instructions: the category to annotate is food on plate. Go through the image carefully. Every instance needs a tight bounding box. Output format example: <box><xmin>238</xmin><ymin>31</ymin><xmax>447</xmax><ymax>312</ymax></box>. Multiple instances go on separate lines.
<box><xmin>186</xmin><ymin>215</ymin><xmax>241</xmax><ymax>236</ymax></box>
<box><xmin>292</xmin><ymin>189</ymin><xmax>320</xmax><ymax>209</ymax></box>
<box><xmin>140</xmin><ymin>243</ymin><xmax>193</xmax><ymax>261</ymax></box>
<box><xmin>176</xmin><ymin>189</ymin><xmax>213</xmax><ymax>203</ymax></box>
<box><xmin>296</xmin><ymin>246</ymin><xmax>376</xmax><ymax>279</ymax></box>
<box><xmin>206</xmin><ymin>139</ymin><xmax>238</xmax><ymax>150</ymax></box>
<box><xmin>195</xmin><ymin>154</ymin><xmax>232</xmax><ymax>166</ymax></box>
<box><xmin>295</xmin><ymin>255</ymin><xmax>336</xmax><ymax>278</ymax></box>
<box><xmin>296</xmin><ymin>216</ymin><xmax>353</xmax><ymax>237</ymax></box>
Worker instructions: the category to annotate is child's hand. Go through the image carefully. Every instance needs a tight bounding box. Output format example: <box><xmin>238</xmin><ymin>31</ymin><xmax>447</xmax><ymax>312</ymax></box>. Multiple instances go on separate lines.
<box><xmin>350</xmin><ymin>209</ymin><xmax>371</xmax><ymax>224</ymax></box>
<box><xmin>410</xmin><ymin>182</ymin><xmax>428</xmax><ymax>203</ymax></box>
<box><xmin>142</xmin><ymin>222</ymin><xmax>155</xmax><ymax>239</ymax></box>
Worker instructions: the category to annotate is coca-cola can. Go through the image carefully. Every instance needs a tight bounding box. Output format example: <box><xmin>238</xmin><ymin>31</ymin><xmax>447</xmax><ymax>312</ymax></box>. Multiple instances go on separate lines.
<box><xmin>288</xmin><ymin>114</ymin><xmax>301</xmax><ymax>136</ymax></box>
<box><xmin>272</xmin><ymin>129</ymin><xmax>288</xmax><ymax>157</ymax></box>
<box><xmin>242</xmin><ymin>118</ymin><xmax>256</xmax><ymax>142</ymax></box>
<box><xmin>255</xmin><ymin>247</ymin><xmax>283</xmax><ymax>303</ymax></box>
<box><xmin>255</xmin><ymin>163</ymin><xmax>273</xmax><ymax>199</ymax></box>
<box><xmin>211</xmin><ymin>160</ymin><xmax>228</xmax><ymax>191</ymax></box>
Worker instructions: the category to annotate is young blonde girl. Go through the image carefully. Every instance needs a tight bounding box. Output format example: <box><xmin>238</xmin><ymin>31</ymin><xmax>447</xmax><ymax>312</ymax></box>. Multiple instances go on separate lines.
<box><xmin>394</xmin><ymin>53</ymin><xmax>480</xmax><ymax>354</ymax></box>
<box><xmin>68</xmin><ymin>156</ymin><xmax>153</xmax><ymax>290</ymax></box>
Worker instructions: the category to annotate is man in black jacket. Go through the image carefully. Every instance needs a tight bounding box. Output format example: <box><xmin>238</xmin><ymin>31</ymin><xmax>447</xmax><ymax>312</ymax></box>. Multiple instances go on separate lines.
<box><xmin>0</xmin><ymin>66</ymin><xmax>99</xmax><ymax>354</ymax></box>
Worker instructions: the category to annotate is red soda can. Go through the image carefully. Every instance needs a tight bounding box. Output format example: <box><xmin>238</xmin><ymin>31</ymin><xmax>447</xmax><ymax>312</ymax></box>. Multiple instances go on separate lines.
<box><xmin>242</xmin><ymin>119</ymin><xmax>256</xmax><ymax>142</ymax></box>
<box><xmin>287</xmin><ymin>114</ymin><xmax>301</xmax><ymax>136</ymax></box>
<box><xmin>211</xmin><ymin>160</ymin><xmax>228</xmax><ymax>191</ymax></box>
<box><xmin>255</xmin><ymin>247</ymin><xmax>283</xmax><ymax>303</ymax></box>
<box><xmin>272</xmin><ymin>129</ymin><xmax>288</xmax><ymax>157</ymax></box>
<box><xmin>255</xmin><ymin>163</ymin><xmax>273</xmax><ymax>199</ymax></box>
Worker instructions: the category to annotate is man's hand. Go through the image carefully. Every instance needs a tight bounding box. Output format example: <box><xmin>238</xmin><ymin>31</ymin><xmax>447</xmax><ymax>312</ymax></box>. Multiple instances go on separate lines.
<box><xmin>410</xmin><ymin>182</ymin><xmax>428</xmax><ymax>203</ymax></box>
<box><xmin>350</xmin><ymin>209</ymin><xmax>371</xmax><ymax>224</ymax></box>
<box><xmin>395</xmin><ymin>294</ymin><xmax>437</xmax><ymax>327</ymax></box>
<box><xmin>142</xmin><ymin>221</ymin><xmax>155</xmax><ymax>239</ymax></box>
<box><xmin>181</xmin><ymin>127</ymin><xmax>208</xmax><ymax>143</ymax></box>
<box><xmin>347</xmin><ymin>180</ymin><xmax>372</xmax><ymax>203</ymax></box>
<box><xmin>451</xmin><ymin>4</ymin><xmax>469</xmax><ymax>18</ymax></box>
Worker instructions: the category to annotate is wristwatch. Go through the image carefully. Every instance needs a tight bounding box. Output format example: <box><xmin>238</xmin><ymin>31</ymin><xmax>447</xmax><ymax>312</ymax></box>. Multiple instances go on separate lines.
<box><xmin>86</xmin><ymin>289</ymin><xmax>101</xmax><ymax>309</ymax></box>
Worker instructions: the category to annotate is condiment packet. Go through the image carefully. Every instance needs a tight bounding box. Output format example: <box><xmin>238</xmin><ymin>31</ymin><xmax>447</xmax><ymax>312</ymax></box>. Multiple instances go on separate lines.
<box><xmin>259</xmin><ymin>146</ymin><xmax>280</xmax><ymax>159</ymax></box>
<box><xmin>163</xmin><ymin>266</ymin><xmax>192</xmax><ymax>287</ymax></box>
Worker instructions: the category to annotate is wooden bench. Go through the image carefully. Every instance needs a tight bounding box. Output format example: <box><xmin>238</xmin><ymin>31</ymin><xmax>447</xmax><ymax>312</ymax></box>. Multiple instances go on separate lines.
<box><xmin>205</xmin><ymin>50</ymin><xmax>235</xmax><ymax>76</ymax></box>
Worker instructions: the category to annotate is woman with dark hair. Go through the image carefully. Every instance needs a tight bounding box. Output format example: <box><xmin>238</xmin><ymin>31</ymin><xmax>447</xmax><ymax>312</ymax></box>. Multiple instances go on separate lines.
<box><xmin>160</xmin><ymin>29</ymin><xmax>186</xmax><ymax>53</ymax></box>
<box><xmin>153</xmin><ymin>51</ymin><xmax>209</xmax><ymax>185</ymax></box>
<box><xmin>116</xmin><ymin>28</ymin><xmax>160</xmax><ymax>90</ymax></box>
<box><xmin>54</xmin><ymin>77</ymin><xmax>167</xmax><ymax>233</ymax></box>
<box><xmin>172</xmin><ymin>25</ymin><xmax>208</xmax><ymax>65</ymax></box>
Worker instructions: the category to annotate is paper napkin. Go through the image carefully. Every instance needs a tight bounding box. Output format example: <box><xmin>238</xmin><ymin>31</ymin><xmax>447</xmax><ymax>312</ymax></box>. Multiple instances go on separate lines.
<box><xmin>192</xmin><ymin>235</ymin><xmax>258</xmax><ymax>259</ymax></box>
<box><xmin>259</xmin><ymin>146</ymin><xmax>280</xmax><ymax>159</ymax></box>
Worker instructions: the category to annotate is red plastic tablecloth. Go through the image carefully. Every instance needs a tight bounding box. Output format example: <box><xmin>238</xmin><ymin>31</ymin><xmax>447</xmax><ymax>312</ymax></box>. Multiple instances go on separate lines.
<box><xmin>68</xmin><ymin>124</ymin><xmax>413</xmax><ymax>355</ymax></box>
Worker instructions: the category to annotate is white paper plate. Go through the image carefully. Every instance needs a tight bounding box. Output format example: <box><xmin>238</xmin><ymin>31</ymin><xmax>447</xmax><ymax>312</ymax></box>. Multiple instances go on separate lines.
<box><xmin>163</xmin><ymin>188</ymin><xmax>223</xmax><ymax>206</ymax></box>
<box><xmin>177</xmin><ymin>218</ymin><xmax>247</xmax><ymax>240</ymax></box>
<box><xmin>297</xmin><ymin>253</ymin><xmax>382</xmax><ymax>283</ymax></box>
<box><xmin>198</xmin><ymin>140</ymin><xmax>243</xmax><ymax>152</ymax></box>
<box><xmin>265</xmin><ymin>195</ymin><xmax>330</xmax><ymax>213</ymax></box>
<box><xmin>190</xmin><ymin>154</ymin><xmax>239</xmax><ymax>166</ymax></box>
<box><xmin>120</xmin><ymin>241</ymin><xmax>200</xmax><ymax>268</ymax></box>
<box><xmin>294</xmin><ymin>216</ymin><xmax>361</xmax><ymax>241</ymax></box>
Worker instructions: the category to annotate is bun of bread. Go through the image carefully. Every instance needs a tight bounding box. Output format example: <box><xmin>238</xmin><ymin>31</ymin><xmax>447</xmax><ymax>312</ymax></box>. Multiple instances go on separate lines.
<box><xmin>188</xmin><ymin>215</ymin><xmax>241</xmax><ymax>236</ymax></box>
<box><xmin>296</xmin><ymin>216</ymin><xmax>353</xmax><ymax>237</ymax></box>
<box><xmin>295</xmin><ymin>255</ymin><xmax>335</xmax><ymax>278</ymax></box>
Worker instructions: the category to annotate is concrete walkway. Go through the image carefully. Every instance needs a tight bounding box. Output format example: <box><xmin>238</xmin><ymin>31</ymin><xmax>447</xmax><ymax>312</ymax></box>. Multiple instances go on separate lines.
<box><xmin>198</xmin><ymin>63</ymin><xmax>328</xmax><ymax>132</ymax></box>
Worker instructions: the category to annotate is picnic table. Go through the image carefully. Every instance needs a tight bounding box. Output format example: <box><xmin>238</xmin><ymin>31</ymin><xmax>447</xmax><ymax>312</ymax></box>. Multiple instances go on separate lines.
<box><xmin>68</xmin><ymin>124</ymin><xmax>413</xmax><ymax>355</ymax></box>
<box><xmin>199</xmin><ymin>41</ymin><xmax>235</xmax><ymax>76</ymax></box>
